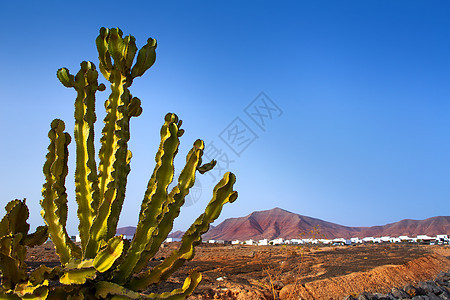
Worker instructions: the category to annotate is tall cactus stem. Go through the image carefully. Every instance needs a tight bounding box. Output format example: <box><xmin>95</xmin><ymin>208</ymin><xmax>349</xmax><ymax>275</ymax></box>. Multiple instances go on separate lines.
<box><xmin>57</xmin><ymin>61</ymin><xmax>103</xmax><ymax>255</ymax></box>
<box><xmin>40</xmin><ymin>120</ymin><xmax>81</xmax><ymax>265</ymax></box>
<box><xmin>113</xmin><ymin>113</ymin><xmax>180</xmax><ymax>284</ymax></box>
<box><xmin>130</xmin><ymin>139</ymin><xmax>206</xmax><ymax>275</ymax></box>
<box><xmin>129</xmin><ymin>172</ymin><xmax>237</xmax><ymax>291</ymax></box>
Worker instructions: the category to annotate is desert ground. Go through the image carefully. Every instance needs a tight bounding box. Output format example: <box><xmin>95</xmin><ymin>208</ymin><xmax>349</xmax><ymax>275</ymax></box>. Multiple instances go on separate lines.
<box><xmin>25</xmin><ymin>242</ymin><xmax>450</xmax><ymax>299</ymax></box>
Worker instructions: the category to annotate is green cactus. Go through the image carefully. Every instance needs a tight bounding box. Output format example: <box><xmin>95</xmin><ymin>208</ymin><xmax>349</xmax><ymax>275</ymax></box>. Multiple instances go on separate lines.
<box><xmin>0</xmin><ymin>27</ymin><xmax>237</xmax><ymax>299</ymax></box>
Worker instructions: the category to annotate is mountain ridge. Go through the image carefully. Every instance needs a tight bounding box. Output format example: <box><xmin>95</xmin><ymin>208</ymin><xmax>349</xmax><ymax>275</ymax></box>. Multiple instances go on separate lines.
<box><xmin>117</xmin><ymin>207</ymin><xmax>450</xmax><ymax>241</ymax></box>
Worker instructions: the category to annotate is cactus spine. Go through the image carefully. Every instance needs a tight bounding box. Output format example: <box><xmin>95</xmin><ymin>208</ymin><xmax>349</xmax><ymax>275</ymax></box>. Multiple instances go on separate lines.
<box><xmin>0</xmin><ymin>27</ymin><xmax>237</xmax><ymax>299</ymax></box>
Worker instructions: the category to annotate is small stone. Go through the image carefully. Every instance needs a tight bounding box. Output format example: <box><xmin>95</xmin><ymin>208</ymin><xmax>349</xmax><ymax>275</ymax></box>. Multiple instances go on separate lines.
<box><xmin>425</xmin><ymin>293</ymin><xmax>442</xmax><ymax>300</ymax></box>
<box><xmin>357</xmin><ymin>292</ymin><xmax>371</xmax><ymax>300</ymax></box>
<box><xmin>392</xmin><ymin>287</ymin><xmax>410</xmax><ymax>299</ymax></box>
<box><xmin>435</xmin><ymin>272</ymin><xmax>450</xmax><ymax>283</ymax></box>
<box><xmin>439</xmin><ymin>287</ymin><xmax>450</xmax><ymax>297</ymax></box>
<box><xmin>371</xmin><ymin>293</ymin><xmax>391</xmax><ymax>300</ymax></box>
<box><xmin>216</xmin><ymin>277</ymin><xmax>224</xmax><ymax>281</ymax></box>
<box><xmin>272</xmin><ymin>280</ymin><xmax>285</xmax><ymax>290</ymax></box>
<box><xmin>385</xmin><ymin>292</ymin><xmax>398</xmax><ymax>300</ymax></box>
<box><xmin>419</xmin><ymin>282</ymin><xmax>441</xmax><ymax>295</ymax></box>
<box><xmin>439</xmin><ymin>292</ymin><xmax>450</xmax><ymax>300</ymax></box>
<box><xmin>405</xmin><ymin>284</ymin><xmax>421</xmax><ymax>297</ymax></box>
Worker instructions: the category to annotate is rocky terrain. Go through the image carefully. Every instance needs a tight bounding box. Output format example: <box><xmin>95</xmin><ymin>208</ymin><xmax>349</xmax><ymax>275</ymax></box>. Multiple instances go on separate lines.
<box><xmin>342</xmin><ymin>270</ymin><xmax>450</xmax><ymax>299</ymax></box>
<box><xmin>25</xmin><ymin>242</ymin><xmax>450</xmax><ymax>299</ymax></box>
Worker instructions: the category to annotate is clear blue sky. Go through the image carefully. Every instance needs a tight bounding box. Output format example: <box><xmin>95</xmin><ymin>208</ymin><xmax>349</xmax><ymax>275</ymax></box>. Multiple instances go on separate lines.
<box><xmin>0</xmin><ymin>1</ymin><xmax>449</xmax><ymax>235</ymax></box>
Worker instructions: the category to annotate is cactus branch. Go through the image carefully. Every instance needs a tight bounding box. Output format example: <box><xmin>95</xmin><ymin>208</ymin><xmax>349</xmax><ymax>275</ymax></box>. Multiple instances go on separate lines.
<box><xmin>40</xmin><ymin>120</ymin><xmax>81</xmax><ymax>264</ymax></box>
<box><xmin>113</xmin><ymin>113</ymin><xmax>180</xmax><ymax>284</ymax></box>
<box><xmin>86</xmin><ymin>28</ymin><xmax>145</xmax><ymax>257</ymax></box>
<box><xmin>57</xmin><ymin>61</ymin><xmax>103</xmax><ymax>255</ymax></box>
<box><xmin>129</xmin><ymin>172</ymin><xmax>237</xmax><ymax>290</ymax></box>
<box><xmin>130</xmin><ymin>139</ymin><xmax>206</xmax><ymax>275</ymax></box>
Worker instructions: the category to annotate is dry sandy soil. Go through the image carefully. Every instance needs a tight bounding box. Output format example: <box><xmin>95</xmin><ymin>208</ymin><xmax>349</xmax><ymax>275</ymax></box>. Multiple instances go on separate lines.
<box><xmin>25</xmin><ymin>242</ymin><xmax>450</xmax><ymax>299</ymax></box>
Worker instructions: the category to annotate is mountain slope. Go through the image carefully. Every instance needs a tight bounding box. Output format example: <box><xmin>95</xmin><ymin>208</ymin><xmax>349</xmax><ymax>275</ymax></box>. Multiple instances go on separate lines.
<box><xmin>202</xmin><ymin>208</ymin><xmax>450</xmax><ymax>240</ymax></box>
<box><xmin>117</xmin><ymin>208</ymin><xmax>449</xmax><ymax>241</ymax></box>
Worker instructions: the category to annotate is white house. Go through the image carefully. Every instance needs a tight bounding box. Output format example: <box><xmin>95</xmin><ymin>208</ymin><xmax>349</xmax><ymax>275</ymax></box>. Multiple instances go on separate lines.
<box><xmin>320</xmin><ymin>239</ymin><xmax>333</xmax><ymax>245</ymax></box>
<box><xmin>416</xmin><ymin>235</ymin><xmax>435</xmax><ymax>242</ymax></box>
<box><xmin>231</xmin><ymin>240</ymin><xmax>242</xmax><ymax>245</ymax></box>
<box><xmin>270</xmin><ymin>238</ymin><xmax>284</xmax><ymax>245</ymax></box>
<box><xmin>258</xmin><ymin>239</ymin><xmax>269</xmax><ymax>246</ymax></box>
<box><xmin>389</xmin><ymin>237</ymin><xmax>401</xmax><ymax>243</ymax></box>
<box><xmin>165</xmin><ymin>237</ymin><xmax>181</xmax><ymax>243</ymax></box>
<box><xmin>399</xmin><ymin>235</ymin><xmax>412</xmax><ymax>242</ymax></box>
<box><xmin>350</xmin><ymin>237</ymin><xmax>362</xmax><ymax>244</ymax></box>
<box><xmin>245</xmin><ymin>239</ymin><xmax>256</xmax><ymax>245</ymax></box>
<box><xmin>289</xmin><ymin>239</ymin><xmax>304</xmax><ymax>245</ymax></box>
<box><xmin>332</xmin><ymin>238</ymin><xmax>346</xmax><ymax>245</ymax></box>
<box><xmin>436</xmin><ymin>235</ymin><xmax>449</xmax><ymax>243</ymax></box>
<box><xmin>380</xmin><ymin>236</ymin><xmax>391</xmax><ymax>243</ymax></box>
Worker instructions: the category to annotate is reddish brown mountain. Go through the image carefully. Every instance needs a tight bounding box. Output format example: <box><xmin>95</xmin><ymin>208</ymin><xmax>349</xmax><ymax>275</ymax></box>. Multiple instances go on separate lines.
<box><xmin>358</xmin><ymin>217</ymin><xmax>450</xmax><ymax>238</ymax></box>
<box><xmin>117</xmin><ymin>208</ymin><xmax>449</xmax><ymax>241</ymax></box>
<box><xmin>167</xmin><ymin>230</ymin><xmax>185</xmax><ymax>239</ymax></box>
<box><xmin>116</xmin><ymin>226</ymin><xmax>136</xmax><ymax>236</ymax></box>
<box><xmin>202</xmin><ymin>208</ymin><xmax>450</xmax><ymax>240</ymax></box>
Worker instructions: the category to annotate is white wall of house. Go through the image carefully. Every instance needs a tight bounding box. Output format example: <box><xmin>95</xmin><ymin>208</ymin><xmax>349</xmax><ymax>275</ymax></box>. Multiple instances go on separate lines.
<box><xmin>362</xmin><ymin>237</ymin><xmax>374</xmax><ymax>242</ymax></box>
<box><xmin>270</xmin><ymin>238</ymin><xmax>284</xmax><ymax>245</ymax></box>
<box><xmin>380</xmin><ymin>236</ymin><xmax>391</xmax><ymax>242</ymax></box>
<box><xmin>258</xmin><ymin>239</ymin><xmax>269</xmax><ymax>246</ymax></box>
<box><xmin>436</xmin><ymin>235</ymin><xmax>448</xmax><ymax>240</ymax></box>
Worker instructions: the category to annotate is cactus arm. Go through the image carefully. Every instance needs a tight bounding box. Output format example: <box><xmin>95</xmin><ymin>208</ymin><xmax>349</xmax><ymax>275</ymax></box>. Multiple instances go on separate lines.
<box><xmin>130</xmin><ymin>139</ymin><xmax>206</xmax><ymax>274</ymax></box>
<box><xmin>197</xmin><ymin>159</ymin><xmax>216</xmax><ymax>174</ymax></box>
<box><xmin>131</xmin><ymin>38</ymin><xmax>157</xmax><ymax>79</ymax></box>
<box><xmin>13</xmin><ymin>280</ymin><xmax>49</xmax><ymax>299</ymax></box>
<box><xmin>93</xmin><ymin>236</ymin><xmax>124</xmax><ymax>273</ymax></box>
<box><xmin>128</xmin><ymin>172</ymin><xmax>237</xmax><ymax>291</ymax></box>
<box><xmin>0</xmin><ymin>200</ymin><xmax>48</xmax><ymax>291</ymax></box>
<box><xmin>29</xmin><ymin>265</ymin><xmax>62</xmax><ymax>286</ymax></box>
<box><xmin>86</xmin><ymin>29</ymin><xmax>144</xmax><ymax>257</ymax></box>
<box><xmin>94</xmin><ymin>281</ymin><xmax>141</xmax><ymax>299</ymax></box>
<box><xmin>112</xmin><ymin>114</ymin><xmax>180</xmax><ymax>284</ymax></box>
<box><xmin>60</xmin><ymin>259</ymin><xmax>96</xmax><ymax>285</ymax></box>
<box><xmin>40</xmin><ymin>120</ymin><xmax>81</xmax><ymax>264</ymax></box>
<box><xmin>57</xmin><ymin>63</ymin><xmax>104</xmax><ymax>256</ymax></box>
<box><xmin>0</xmin><ymin>200</ymin><xmax>17</xmax><ymax>238</ymax></box>
<box><xmin>95</xmin><ymin>270</ymin><xmax>201</xmax><ymax>299</ymax></box>
<box><xmin>145</xmin><ymin>270</ymin><xmax>202</xmax><ymax>300</ymax></box>
<box><xmin>0</xmin><ymin>252</ymin><xmax>21</xmax><ymax>291</ymax></box>
<box><xmin>0</xmin><ymin>200</ymin><xmax>29</xmax><ymax>238</ymax></box>
<box><xmin>96</xmin><ymin>27</ymin><xmax>113</xmax><ymax>81</ymax></box>
<box><xmin>0</xmin><ymin>234</ymin><xmax>27</xmax><ymax>290</ymax></box>
<box><xmin>0</xmin><ymin>291</ymin><xmax>20</xmax><ymax>299</ymax></box>
<box><xmin>60</xmin><ymin>268</ymin><xmax>97</xmax><ymax>285</ymax></box>
<box><xmin>23</xmin><ymin>226</ymin><xmax>48</xmax><ymax>248</ymax></box>
<box><xmin>87</xmin><ymin>69</ymin><xmax>125</xmax><ymax>256</ymax></box>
